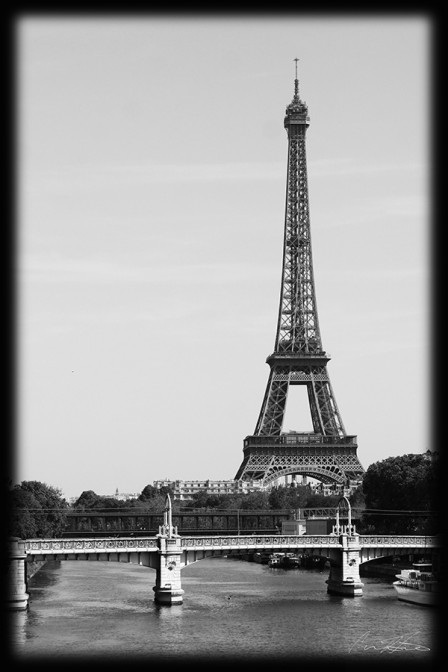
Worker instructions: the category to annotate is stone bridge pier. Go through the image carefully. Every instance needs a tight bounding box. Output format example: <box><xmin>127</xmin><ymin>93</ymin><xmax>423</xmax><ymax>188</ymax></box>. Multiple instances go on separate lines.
<box><xmin>153</xmin><ymin>534</ymin><xmax>184</xmax><ymax>605</ymax></box>
<box><xmin>7</xmin><ymin>538</ymin><xmax>29</xmax><ymax>610</ymax></box>
<box><xmin>153</xmin><ymin>495</ymin><xmax>184</xmax><ymax>605</ymax></box>
<box><xmin>326</xmin><ymin>532</ymin><xmax>363</xmax><ymax>596</ymax></box>
<box><xmin>326</xmin><ymin>497</ymin><xmax>363</xmax><ymax>596</ymax></box>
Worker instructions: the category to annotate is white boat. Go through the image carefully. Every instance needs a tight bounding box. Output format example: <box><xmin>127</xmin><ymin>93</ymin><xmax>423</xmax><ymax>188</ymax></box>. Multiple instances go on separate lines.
<box><xmin>268</xmin><ymin>553</ymin><xmax>284</xmax><ymax>567</ymax></box>
<box><xmin>393</xmin><ymin>562</ymin><xmax>439</xmax><ymax>606</ymax></box>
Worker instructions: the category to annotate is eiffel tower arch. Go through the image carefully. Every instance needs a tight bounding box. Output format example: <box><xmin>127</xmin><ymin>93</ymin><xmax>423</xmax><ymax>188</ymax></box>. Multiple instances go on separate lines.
<box><xmin>235</xmin><ymin>62</ymin><xmax>364</xmax><ymax>489</ymax></box>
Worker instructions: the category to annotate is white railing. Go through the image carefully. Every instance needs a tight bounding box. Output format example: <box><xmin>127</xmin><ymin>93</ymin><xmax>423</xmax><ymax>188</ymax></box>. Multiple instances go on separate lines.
<box><xmin>359</xmin><ymin>536</ymin><xmax>439</xmax><ymax>547</ymax></box>
<box><xmin>181</xmin><ymin>535</ymin><xmax>341</xmax><ymax>548</ymax></box>
<box><xmin>332</xmin><ymin>524</ymin><xmax>356</xmax><ymax>536</ymax></box>
<box><xmin>24</xmin><ymin>534</ymin><xmax>441</xmax><ymax>556</ymax></box>
<box><xmin>25</xmin><ymin>538</ymin><xmax>158</xmax><ymax>554</ymax></box>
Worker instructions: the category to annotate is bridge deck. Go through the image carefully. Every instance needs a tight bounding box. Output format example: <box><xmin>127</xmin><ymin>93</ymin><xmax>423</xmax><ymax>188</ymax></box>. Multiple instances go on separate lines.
<box><xmin>25</xmin><ymin>534</ymin><xmax>440</xmax><ymax>557</ymax></box>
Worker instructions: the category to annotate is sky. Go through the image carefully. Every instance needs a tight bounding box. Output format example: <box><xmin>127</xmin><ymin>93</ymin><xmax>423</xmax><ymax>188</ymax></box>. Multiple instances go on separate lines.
<box><xmin>15</xmin><ymin>14</ymin><xmax>431</xmax><ymax>501</ymax></box>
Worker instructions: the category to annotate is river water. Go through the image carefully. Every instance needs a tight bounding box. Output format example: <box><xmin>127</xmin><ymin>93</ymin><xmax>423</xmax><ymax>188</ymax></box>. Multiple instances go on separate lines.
<box><xmin>9</xmin><ymin>557</ymin><xmax>439</xmax><ymax>665</ymax></box>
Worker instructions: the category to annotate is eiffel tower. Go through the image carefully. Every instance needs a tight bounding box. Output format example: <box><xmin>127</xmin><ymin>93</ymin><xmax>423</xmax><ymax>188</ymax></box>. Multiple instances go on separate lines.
<box><xmin>235</xmin><ymin>61</ymin><xmax>364</xmax><ymax>488</ymax></box>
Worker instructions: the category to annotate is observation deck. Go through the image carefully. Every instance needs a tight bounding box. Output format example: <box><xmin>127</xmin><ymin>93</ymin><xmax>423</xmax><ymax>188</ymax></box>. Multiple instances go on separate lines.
<box><xmin>266</xmin><ymin>351</ymin><xmax>331</xmax><ymax>367</ymax></box>
<box><xmin>244</xmin><ymin>433</ymin><xmax>358</xmax><ymax>456</ymax></box>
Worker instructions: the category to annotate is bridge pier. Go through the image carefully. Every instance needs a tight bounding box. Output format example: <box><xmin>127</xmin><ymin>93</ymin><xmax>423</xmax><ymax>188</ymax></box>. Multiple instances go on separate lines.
<box><xmin>153</xmin><ymin>535</ymin><xmax>184</xmax><ymax>605</ymax></box>
<box><xmin>326</xmin><ymin>533</ymin><xmax>363</xmax><ymax>597</ymax></box>
<box><xmin>7</xmin><ymin>538</ymin><xmax>29</xmax><ymax>610</ymax></box>
<box><xmin>153</xmin><ymin>495</ymin><xmax>184</xmax><ymax>605</ymax></box>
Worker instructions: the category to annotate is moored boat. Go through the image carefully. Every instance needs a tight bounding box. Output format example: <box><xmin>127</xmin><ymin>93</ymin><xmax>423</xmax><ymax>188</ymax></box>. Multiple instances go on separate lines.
<box><xmin>393</xmin><ymin>562</ymin><xmax>439</xmax><ymax>606</ymax></box>
<box><xmin>282</xmin><ymin>552</ymin><xmax>301</xmax><ymax>569</ymax></box>
<box><xmin>268</xmin><ymin>553</ymin><xmax>284</xmax><ymax>567</ymax></box>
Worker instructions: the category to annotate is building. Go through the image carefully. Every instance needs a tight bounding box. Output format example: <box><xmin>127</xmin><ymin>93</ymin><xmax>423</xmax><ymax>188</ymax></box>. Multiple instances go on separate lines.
<box><xmin>103</xmin><ymin>488</ymin><xmax>140</xmax><ymax>501</ymax></box>
<box><xmin>153</xmin><ymin>479</ymin><xmax>264</xmax><ymax>502</ymax></box>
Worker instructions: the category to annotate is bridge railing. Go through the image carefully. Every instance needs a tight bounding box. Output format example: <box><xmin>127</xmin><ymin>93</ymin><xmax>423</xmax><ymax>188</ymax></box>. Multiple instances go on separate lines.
<box><xmin>358</xmin><ymin>535</ymin><xmax>439</xmax><ymax>547</ymax></box>
<box><xmin>25</xmin><ymin>537</ymin><xmax>159</xmax><ymax>554</ymax></box>
<box><xmin>23</xmin><ymin>534</ymin><xmax>441</xmax><ymax>556</ymax></box>
<box><xmin>332</xmin><ymin>524</ymin><xmax>356</xmax><ymax>535</ymax></box>
<box><xmin>24</xmin><ymin>535</ymin><xmax>344</xmax><ymax>556</ymax></box>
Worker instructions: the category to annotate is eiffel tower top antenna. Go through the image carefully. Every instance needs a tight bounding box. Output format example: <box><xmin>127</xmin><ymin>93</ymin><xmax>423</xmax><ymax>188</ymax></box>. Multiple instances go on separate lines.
<box><xmin>293</xmin><ymin>57</ymin><xmax>299</xmax><ymax>98</ymax></box>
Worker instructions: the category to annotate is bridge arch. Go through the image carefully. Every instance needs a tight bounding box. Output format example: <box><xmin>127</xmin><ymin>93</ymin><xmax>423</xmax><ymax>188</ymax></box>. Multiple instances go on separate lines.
<box><xmin>262</xmin><ymin>466</ymin><xmax>344</xmax><ymax>486</ymax></box>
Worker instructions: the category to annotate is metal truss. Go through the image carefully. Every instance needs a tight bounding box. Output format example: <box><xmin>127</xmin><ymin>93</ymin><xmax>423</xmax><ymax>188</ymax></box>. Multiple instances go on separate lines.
<box><xmin>254</xmin><ymin>366</ymin><xmax>346</xmax><ymax>437</ymax></box>
<box><xmin>236</xmin><ymin>450</ymin><xmax>364</xmax><ymax>486</ymax></box>
<box><xmin>235</xmin><ymin>71</ymin><xmax>364</xmax><ymax>486</ymax></box>
<box><xmin>276</xmin><ymin>130</ymin><xmax>322</xmax><ymax>354</ymax></box>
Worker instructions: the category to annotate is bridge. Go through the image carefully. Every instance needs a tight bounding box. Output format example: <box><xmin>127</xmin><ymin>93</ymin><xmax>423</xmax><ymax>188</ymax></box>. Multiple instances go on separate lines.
<box><xmin>8</xmin><ymin>497</ymin><xmax>441</xmax><ymax>609</ymax></box>
<box><xmin>62</xmin><ymin>506</ymin><xmax>363</xmax><ymax>537</ymax></box>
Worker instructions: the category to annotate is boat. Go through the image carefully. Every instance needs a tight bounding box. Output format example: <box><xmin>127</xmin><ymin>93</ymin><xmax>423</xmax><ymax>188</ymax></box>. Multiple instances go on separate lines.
<box><xmin>281</xmin><ymin>553</ymin><xmax>301</xmax><ymax>569</ymax></box>
<box><xmin>268</xmin><ymin>553</ymin><xmax>284</xmax><ymax>567</ymax></box>
<box><xmin>393</xmin><ymin>562</ymin><xmax>439</xmax><ymax>606</ymax></box>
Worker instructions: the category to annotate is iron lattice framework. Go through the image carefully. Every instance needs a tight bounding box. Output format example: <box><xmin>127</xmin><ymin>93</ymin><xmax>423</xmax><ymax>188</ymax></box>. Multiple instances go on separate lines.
<box><xmin>235</xmin><ymin>65</ymin><xmax>364</xmax><ymax>487</ymax></box>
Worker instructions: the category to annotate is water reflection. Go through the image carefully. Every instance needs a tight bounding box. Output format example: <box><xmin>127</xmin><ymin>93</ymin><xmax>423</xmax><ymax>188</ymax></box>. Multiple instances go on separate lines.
<box><xmin>154</xmin><ymin>603</ymin><xmax>184</xmax><ymax>619</ymax></box>
<box><xmin>9</xmin><ymin>612</ymin><xmax>28</xmax><ymax>647</ymax></box>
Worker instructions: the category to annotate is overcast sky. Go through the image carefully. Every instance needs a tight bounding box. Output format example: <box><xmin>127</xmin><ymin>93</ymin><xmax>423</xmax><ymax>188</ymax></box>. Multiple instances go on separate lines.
<box><xmin>16</xmin><ymin>15</ymin><xmax>431</xmax><ymax>500</ymax></box>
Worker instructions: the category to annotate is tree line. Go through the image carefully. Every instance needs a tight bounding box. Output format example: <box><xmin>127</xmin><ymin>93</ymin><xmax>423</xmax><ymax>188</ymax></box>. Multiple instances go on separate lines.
<box><xmin>8</xmin><ymin>453</ymin><xmax>438</xmax><ymax>538</ymax></box>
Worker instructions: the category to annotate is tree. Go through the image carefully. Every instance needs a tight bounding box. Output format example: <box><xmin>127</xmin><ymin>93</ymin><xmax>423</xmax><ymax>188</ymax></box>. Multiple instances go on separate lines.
<box><xmin>268</xmin><ymin>485</ymin><xmax>309</xmax><ymax>510</ymax></box>
<box><xmin>361</xmin><ymin>454</ymin><xmax>437</xmax><ymax>533</ymax></box>
<box><xmin>134</xmin><ymin>493</ymin><xmax>170</xmax><ymax>513</ymax></box>
<box><xmin>73</xmin><ymin>490</ymin><xmax>125</xmax><ymax>510</ymax></box>
<box><xmin>349</xmin><ymin>485</ymin><xmax>365</xmax><ymax>509</ymax></box>
<box><xmin>73</xmin><ymin>490</ymin><xmax>101</xmax><ymax>510</ymax></box>
<box><xmin>131</xmin><ymin>484</ymin><xmax>176</xmax><ymax>513</ymax></box>
<box><xmin>8</xmin><ymin>487</ymin><xmax>41</xmax><ymax>538</ymax></box>
<box><xmin>9</xmin><ymin>481</ymin><xmax>68</xmax><ymax>538</ymax></box>
<box><xmin>305</xmin><ymin>492</ymin><xmax>340</xmax><ymax>508</ymax></box>
<box><xmin>138</xmin><ymin>485</ymin><xmax>160</xmax><ymax>502</ymax></box>
<box><xmin>182</xmin><ymin>491</ymin><xmax>227</xmax><ymax>510</ymax></box>
<box><xmin>238</xmin><ymin>491</ymin><xmax>271</xmax><ymax>510</ymax></box>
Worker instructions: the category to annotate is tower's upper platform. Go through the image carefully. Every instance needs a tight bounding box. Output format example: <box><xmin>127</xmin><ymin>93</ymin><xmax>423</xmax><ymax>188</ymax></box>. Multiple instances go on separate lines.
<box><xmin>284</xmin><ymin>64</ymin><xmax>310</xmax><ymax>129</ymax></box>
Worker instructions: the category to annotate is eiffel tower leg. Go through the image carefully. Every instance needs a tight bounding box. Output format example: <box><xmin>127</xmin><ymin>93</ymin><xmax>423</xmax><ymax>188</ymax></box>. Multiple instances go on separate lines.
<box><xmin>308</xmin><ymin>375</ymin><xmax>346</xmax><ymax>436</ymax></box>
<box><xmin>255</xmin><ymin>370</ymin><xmax>289</xmax><ymax>436</ymax></box>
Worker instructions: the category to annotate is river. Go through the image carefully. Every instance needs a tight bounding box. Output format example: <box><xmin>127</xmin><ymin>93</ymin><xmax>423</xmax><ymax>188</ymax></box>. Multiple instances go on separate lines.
<box><xmin>9</xmin><ymin>557</ymin><xmax>439</xmax><ymax>664</ymax></box>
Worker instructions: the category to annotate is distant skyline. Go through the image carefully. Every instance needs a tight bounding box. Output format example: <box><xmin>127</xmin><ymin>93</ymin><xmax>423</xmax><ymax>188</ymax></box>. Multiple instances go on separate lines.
<box><xmin>16</xmin><ymin>15</ymin><xmax>430</xmax><ymax>500</ymax></box>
